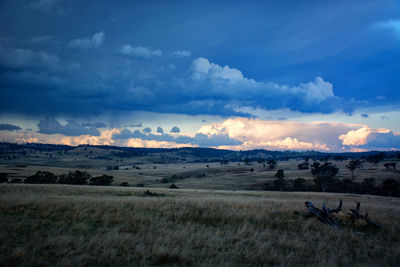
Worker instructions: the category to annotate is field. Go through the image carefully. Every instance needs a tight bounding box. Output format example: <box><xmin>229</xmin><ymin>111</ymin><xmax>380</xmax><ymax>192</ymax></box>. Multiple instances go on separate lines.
<box><xmin>0</xmin><ymin>145</ymin><xmax>399</xmax><ymax>266</ymax></box>
<box><xmin>1</xmin><ymin>184</ymin><xmax>400</xmax><ymax>266</ymax></box>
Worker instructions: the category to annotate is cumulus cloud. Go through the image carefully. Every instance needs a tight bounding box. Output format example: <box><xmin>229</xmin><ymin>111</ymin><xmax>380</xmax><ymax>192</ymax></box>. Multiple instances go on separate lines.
<box><xmin>0</xmin><ymin>123</ymin><xmax>22</xmax><ymax>131</ymax></box>
<box><xmin>69</xmin><ymin>32</ymin><xmax>105</xmax><ymax>50</ymax></box>
<box><xmin>37</xmin><ymin>117</ymin><xmax>101</xmax><ymax>136</ymax></box>
<box><xmin>188</xmin><ymin>57</ymin><xmax>338</xmax><ymax>113</ymax></box>
<box><xmin>157</xmin><ymin>126</ymin><xmax>164</xmax><ymax>134</ymax></box>
<box><xmin>170</xmin><ymin>50</ymin><xmax>191</xmax><ymax>57</ymax></box>
<box><xmin>120</xmin><ymin>45</ymin><xmax>162</xmax><ymax>58</ymax></box>
<box><xmin>170</xmin><ymin>126</ymin><xmax>180</xmax><ymax>133</ymax></box>
<box><xmin>339</xmin><ymin>127</ymin><xmax>400</xmax><ymax>149</ymax></box>
<box><xmin>197</xmin><ymin>118</ymin><xmax>360</xmax><ymax>151</ymax></box>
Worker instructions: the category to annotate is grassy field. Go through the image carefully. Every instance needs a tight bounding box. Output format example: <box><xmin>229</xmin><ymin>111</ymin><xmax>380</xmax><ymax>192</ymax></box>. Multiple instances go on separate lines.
<box><xmin>1</xmin><ymin>159</ymin><xmax>399</xmax><ymax>190</ymax></box>
<box><xmin>1</xmin><ymin>184</ymin><xmax>400</xmax><ymax>266</ymax></box>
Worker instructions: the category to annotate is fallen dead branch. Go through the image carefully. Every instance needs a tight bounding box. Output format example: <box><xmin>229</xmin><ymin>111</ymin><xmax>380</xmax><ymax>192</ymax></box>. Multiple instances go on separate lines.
<box><xmin>304</xmin><ymin>200</ymin><xmax>381</xmax><ymax>231</ymax></box>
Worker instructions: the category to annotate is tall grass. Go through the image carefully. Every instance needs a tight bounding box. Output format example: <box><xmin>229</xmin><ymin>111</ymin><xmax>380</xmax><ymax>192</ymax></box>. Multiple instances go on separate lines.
<box><xmin>1</xmin><ymin>184</ymin><xmax>399</xmax><ymax>266</ymax></box>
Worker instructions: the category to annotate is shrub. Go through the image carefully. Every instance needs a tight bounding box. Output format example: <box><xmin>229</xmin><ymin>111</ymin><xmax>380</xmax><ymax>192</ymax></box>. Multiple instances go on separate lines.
<box><xmin>9</xmin><ymin>178</ymin><xmax>22</xmax><ymax>184</ymax></box>
<box><xmin>0</xmin><ymin>173</ymin><xmax>8</xmax><ymax>183</ymax></box>
<box><xmin>292</xmin><ymin>177</ymin><xmax>306</xmax><ymax>191</ymax></box>
<box><xmin>58</xmin><ymin>170</ymin><xmax>91</xmax><ymax>185</ymax></box>
<box><xmin>136</xmin><ymin>183</ymin><xmax>144</xmax><ymax>187</ymax></box>
<box><xmin>24</xmin><ymin>171</ymin><xmax>57</xmax><ymax>184</ymax></box>
<box><xmin>120</xmin><ymin>182</ymin><xmax>129</xmax><ymax>187</ymax></box>
<box><xmin>273</xmin><ymin>177</ymin><xmax>287</xmax><ymax>191</ymax></box>
<box><xmin>275</xmin><ymin>169</ymin><xmax>284</xmax><ymax>178</ymax></box>
<box><xmin>169</xmin><ymin>184</ymin><xmax>179</xmax><ymax>189</ymax></box>
<box><xmin>298</xmin><ymin>162</ymin><xmax>309</xmax><ymax>170</ymax></box>
<box><xmin>90</xmin><ymin>175</ymin><xmax>113</xmax><ymax>186</ymax></box>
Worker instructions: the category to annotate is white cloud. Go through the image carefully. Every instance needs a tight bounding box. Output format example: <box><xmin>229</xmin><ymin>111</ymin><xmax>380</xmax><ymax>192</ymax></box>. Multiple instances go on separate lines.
<box><xmin>170</xmin><ymin>50</ymin><xmax>191</xmax><ymax>57</ymax></box>
<box><xmin>290</xmin><ymin>76</ymin><xmax>334</xmax><ymax>102</ymax></box>
<box><xmin>69</xmin><ymin>32</ymin><xmax>105</xmax><ymax>50</ymax></box>
<box><xmin>198</xmin><ymin>118</ymin><xmax>360</xmax><ymax>151</ymax></box>
<box><xmin>191</xmin><ymin>57</ymin><xmax>254</xmax><ymax>84</ymax></box>
<box><xmin>189</xmin><ymin>57</ymin><xmax>335</xmax><ymax>106</ymax></box>
<box><xmin>120</xmin><ymin>45</ymin><xmax>162</xmax><ymax>58</ymax></box>
<box><xmin>376</xmin><ymin>19</ymin><xmax>400</xmax><ymax>38</ymax></box>
<box><xmin>339</xmin><ymin>127</ymin><xmax>390</xmax><ymax>146</ymax></box>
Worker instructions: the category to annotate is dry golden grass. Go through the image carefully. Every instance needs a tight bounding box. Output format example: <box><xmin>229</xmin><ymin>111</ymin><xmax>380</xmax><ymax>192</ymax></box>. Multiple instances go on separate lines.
<box><xmin>1</xmin><ymin>184</ymin><xmax>399</xmax><ymax>266</ymax></box>
<box><xmin>1</xmin><ymin>158</ymin><xmax>399</xmax><ymax>190</ymax></box>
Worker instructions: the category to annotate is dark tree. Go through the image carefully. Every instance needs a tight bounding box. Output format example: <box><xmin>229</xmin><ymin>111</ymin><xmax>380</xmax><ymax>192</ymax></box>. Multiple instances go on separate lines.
<box><xmin>275</xmin><ymin>169</ymin><xmax>284</xmax><ymax>178</ymax></box>
<box><xmin>219</xmin><ymin>159</ymin><xmax>229</xmax><ymax>166</ymax></box>
<box><xmin>292</xmin><ymin>177</ymin><xmax>307</xmax><ymax>191</ymax></box>
<box><xmin>243</xmin><ymin>158</ymin><xmax>251</xmax><ymax>165</ymax></box>
<box><xmin>24</xmin><ymin>171</ymin><xmax>57</xmax><ymax>184</ymax></box>
<box><xmin>90</xmin><ymin>175</ymin><xmax>113</xmax><ymax>186</ymax></box>
<box><xmin>383</xmin><ymin>162</ymin><xmax>397</xmax><ymax>170</ymax></box>
<box><xmin>267</xmin><ymin>159</ymin><xmax>277</xmax><ymax>169</ymax></box>
<box><xmin>346</xmin><ymin>159</ymin><xmax>362</xmax><ymax>180</ymax></box>
<box><xmin>311</xmin><ymin>162</ymin><xmax>339</xmax><ymax>177</ymax></box>
<box><xmin>298</xmin><ymin>162</ymin><xmax>309</xmax><ymax>170</ymax></box>
<box><xmin>273</xmin><ymin>177</ymin><xmax>287</xmax><ymax>191</ymax></box>
<box><xmin>313</xmin><ymin>176</ymin><xmax>339</xmax><ymax>192</ymax></box>
<box><xmin>58</xmin><ymin>170</ymin><xmax>91</xmax><ymax>185</ymax></box>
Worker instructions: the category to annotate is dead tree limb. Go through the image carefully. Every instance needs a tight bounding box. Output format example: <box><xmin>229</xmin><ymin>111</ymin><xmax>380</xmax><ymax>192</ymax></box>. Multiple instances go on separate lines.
<box><xmin>349</xmin><ymin>201</ymin><xmax>381</xmax><ymax>229</ymax></box>
<box><xmin>304</xmin><ymin>200</ymin><xmax>343</xmax><ymax>229</ymax></box>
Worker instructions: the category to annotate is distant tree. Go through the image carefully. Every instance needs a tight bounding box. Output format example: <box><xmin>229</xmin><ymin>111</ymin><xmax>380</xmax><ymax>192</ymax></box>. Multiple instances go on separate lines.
<box><xmin>275</xmin><ymin>169</ymin><xmax>284</xmax><ymax>178</ymax></box>
<box><xmin>257</xmin><ymin>159</ymin><xmax>265</xmax><ymax>164</ymax></box>
<box><xmin>58</xmin><ymin>170</ymin><xmax>91</xmax><ymax>185</ymax></box>
<box><xmin>361</xmin><ymin>178</ymin><xmax>376</xmax><ymax>195</ymax></box>
<box><xmin>273</xmin><ymin>177</ymin><xmax>287</xmax><ymax>191</ymax></box>
<box><xmin>384</xmin><ymin>162</ymin><xmax>397</xmax><ymax>170</ymax></box>
<box><xmin>0</xmin><ymin>173</ymin><xmax>8</xmax><ymax>183</ymax></box>
<box><xmin>298</xmin><ymin>162</ymin><xmax>309</xmax><ymax>170</ymax></box>
<box><xmin>313</xmin><ymin>176</ymin><xmax>339</xmax><ymax>192</ymax></box>
<box><xmin>24</xmin><ymin>171</ymin><xmax>57</xmax><ymax>184</ymax></box>
<box><xmin>364</xmin><ymin>153</ymin><xmax>384</xmax><ymax>164</ymax></box>
<box><xmin>219</xmin><ymin>159</ymin><xmax>229</xmax><ymax>166</ymax></box>
<box><xmin>380</xmin><ymin>179</ymin><xmax>400</xmax><ymax>197</ymax></box>
<box><xmin>243</xmin><ymin>158</ymin><xmax>251</xmax><ymax>165</ymax></box>
<box><xmin>292</xmin><ymin>177</ymin><xmax>307</xmax><ymax>191</ymax></box>
<box><xmin>169</xmin><ymin>184</ymin><xmax>179</xmax><ymax>189</ymax></box>
<box><xmin>346</xmin><ymin>159</ymin><xmax>362</xmax><ymax>180</ymax></box>
<box><xmin>311</xmin><ymin>162</ymin><xmax>339</xmax><ymax>177</ymax></box>
<box><xmin>267</xmin><ymin>159</ymin><xmax>277</xmax><ymax>169</ymax></box>
<box><xmin>90</xmin><ymin>175</ymin><xmax>113</xmax><ymax>186</ymax></box>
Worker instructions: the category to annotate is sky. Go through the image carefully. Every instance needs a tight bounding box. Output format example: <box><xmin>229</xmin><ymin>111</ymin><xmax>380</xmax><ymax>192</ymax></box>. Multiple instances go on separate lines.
<box><xmin>0</xmin><ymin>0</ymin><xmax>399</xmax><ymax>152</ymax></box>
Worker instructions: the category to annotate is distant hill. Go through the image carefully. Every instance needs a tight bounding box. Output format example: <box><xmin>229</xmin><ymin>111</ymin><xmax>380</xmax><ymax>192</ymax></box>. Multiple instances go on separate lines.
<box><xmin>0</xmin><ymin>142</ymin><xmax>398</xmax><ymax>162</ymax></box>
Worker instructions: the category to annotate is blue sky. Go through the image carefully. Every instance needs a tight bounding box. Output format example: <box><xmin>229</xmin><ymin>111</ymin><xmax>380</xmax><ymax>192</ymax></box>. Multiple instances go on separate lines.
<box><xmin>0</xmin><ymin>0</ymin><xmax>399</xmax><ymax>151</ymax></box>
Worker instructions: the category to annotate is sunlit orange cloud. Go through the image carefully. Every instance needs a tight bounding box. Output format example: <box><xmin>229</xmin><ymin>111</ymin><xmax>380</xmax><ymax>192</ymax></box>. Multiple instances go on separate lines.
<box><xmin>338</xmin><ymin>127</ymin><xmax>390</xmax><ymax>146</ymax></box>
<box><xmin>198</xmin><ymin>118</ymin><xmax>359</xmax><ymax>151</ymax></box>
<box><xmin>125</xmin><ymin>138</ymin><xmax>195</xmax><ymax>148</ymax></box>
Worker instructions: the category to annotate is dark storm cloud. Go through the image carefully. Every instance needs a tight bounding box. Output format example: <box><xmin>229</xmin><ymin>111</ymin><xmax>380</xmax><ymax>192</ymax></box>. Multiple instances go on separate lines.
<box><xmin>0</xmin><ymin>123</ymin><xmax>22</xmax><ymax>131</ymax></box>
<box><xmin>0</xmin><ymin>0</ymin><xmax>399</xmax><ymax>119</ymax></box>
<box><xmin>37</xmin><ymin>117</ymin><xmax>100</xmax><ymax>136</ymax></box>
<box><xmin>112</xmin><ymin>129</ymin><xmax>241</xmax><ymax>147</ymax></box>
<box><xmin>170</xmin><ymin>126</ymin><xmax>180</xmax><ymax>133</ymax></box>
<box><xmin>156</xmin><ymin>126</ymin><xmax>164</xmax><ymax>134</ymax></box>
